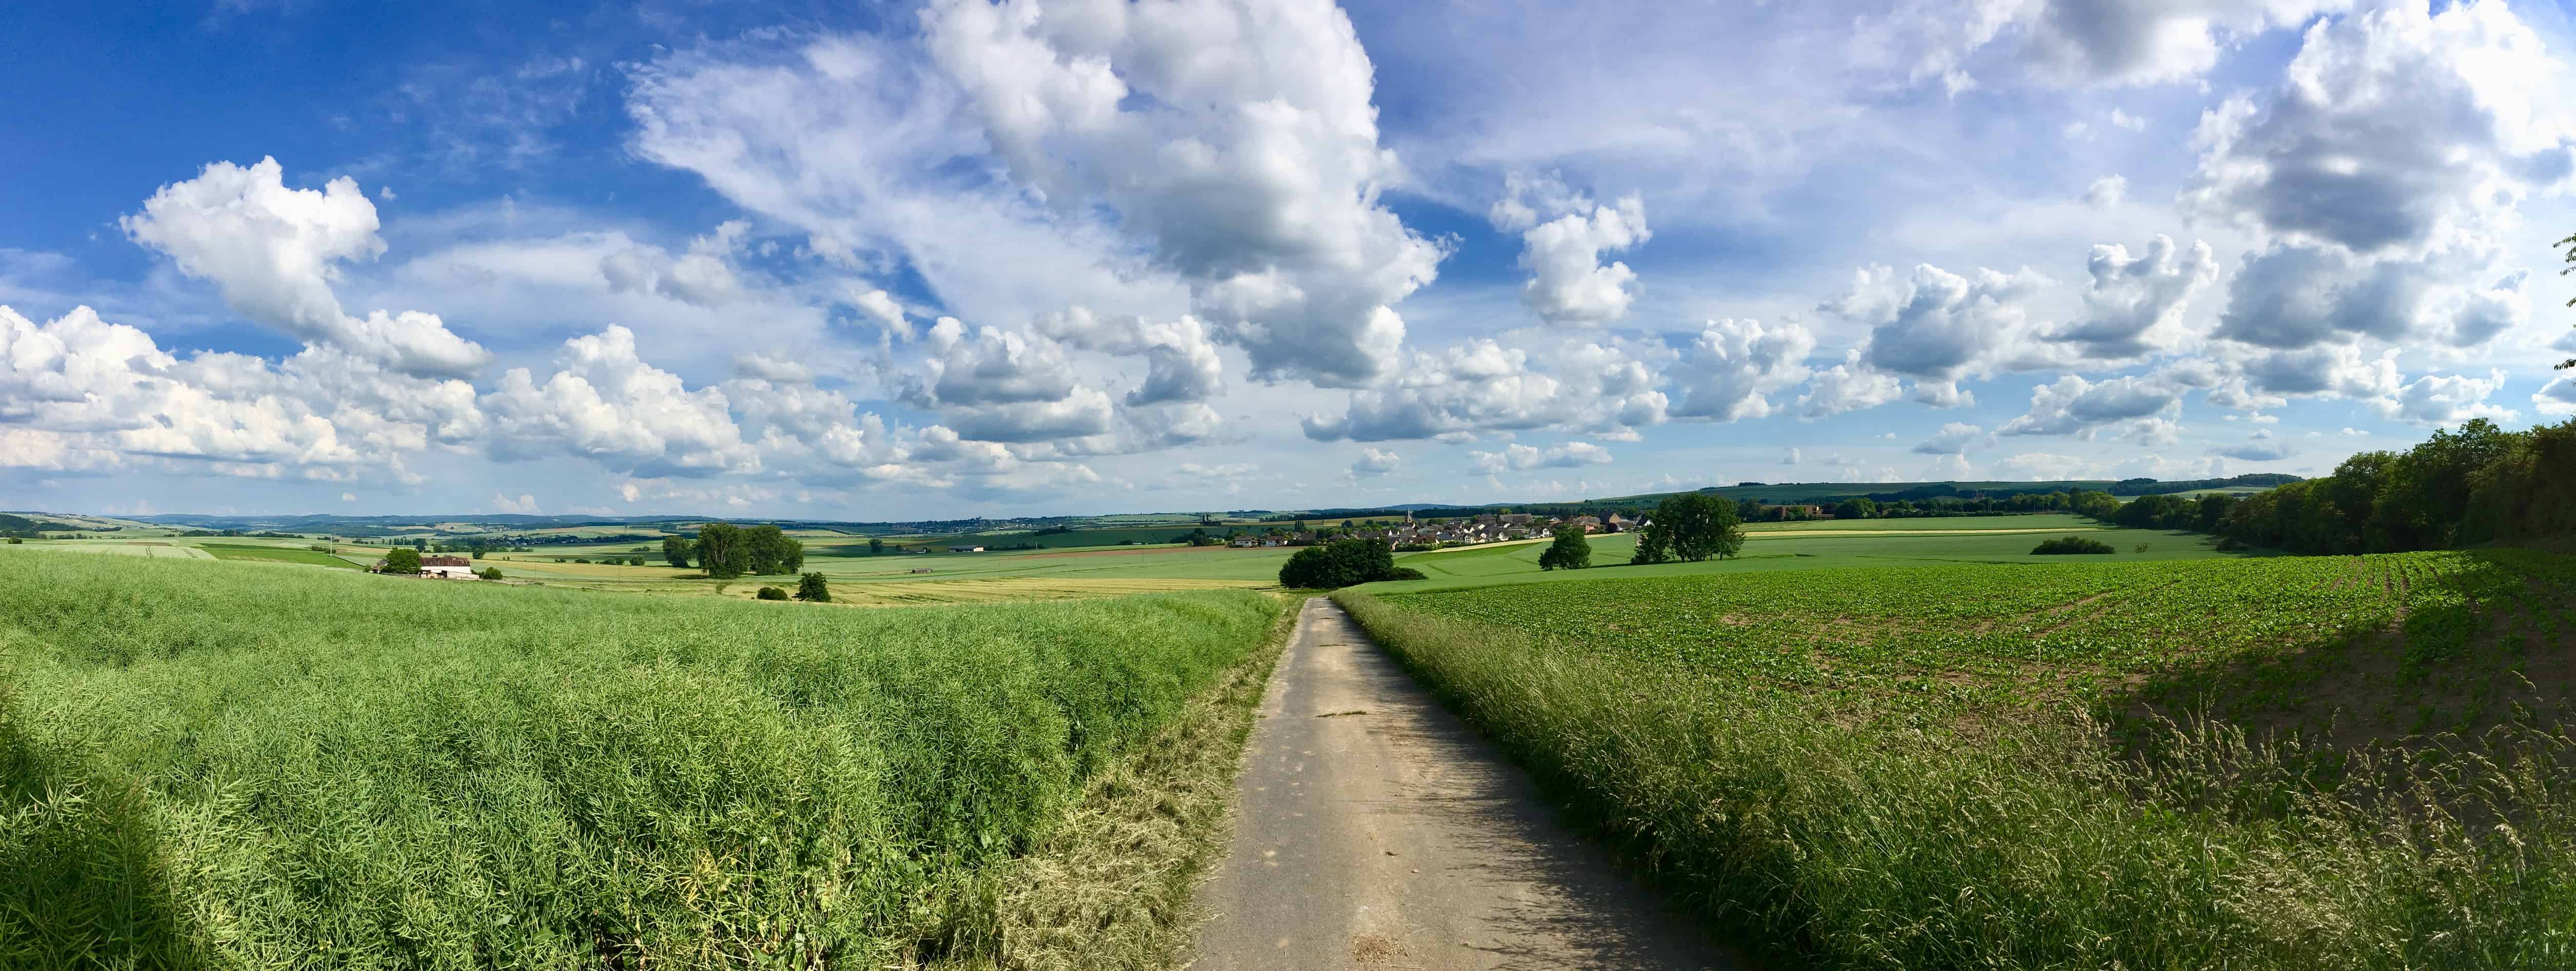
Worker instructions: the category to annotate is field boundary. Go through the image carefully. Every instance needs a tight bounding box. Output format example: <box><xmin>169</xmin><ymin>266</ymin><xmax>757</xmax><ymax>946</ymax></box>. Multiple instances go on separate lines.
<box><xmin>931</xmin><ymin>593</ymin><xmax>1300</xmax><ymax>969</ymax></box>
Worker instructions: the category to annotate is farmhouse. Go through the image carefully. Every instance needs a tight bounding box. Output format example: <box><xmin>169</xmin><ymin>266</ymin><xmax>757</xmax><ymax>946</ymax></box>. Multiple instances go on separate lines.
<box><xmin>419</xmin><ymin>555</ymin><xmax>477</xmax><ymax>580</ymax></box>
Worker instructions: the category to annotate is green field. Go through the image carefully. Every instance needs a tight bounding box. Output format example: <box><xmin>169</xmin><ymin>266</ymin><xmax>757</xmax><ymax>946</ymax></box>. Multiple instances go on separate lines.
<box><xmin>196</xmin><ymin>542</ymin><xmax>365</xmax><ymax>569</ymax></box>
<box><xmin>5</xmin><ymin>540</ymin><xmax>212</xmax><ymax>559</ymax></box>
<box><xmin>1381</xmin><ymin>518</ymin><xmax>2239</xmax><ymax>591</ymax></box>
<box><xmin>473</xmin><ymin>541</ymin><xmax>1301</xmax><ymax>603</ymax></box>
<box><xmin>1336</xmin><ymin>550</ymin><xmax>2576</xmax><ymax>968</ymax></box>
<box><xmin>0</xmin><ymin>551</ymin><xmax>1284</xmax><ymax>965</ymax></box>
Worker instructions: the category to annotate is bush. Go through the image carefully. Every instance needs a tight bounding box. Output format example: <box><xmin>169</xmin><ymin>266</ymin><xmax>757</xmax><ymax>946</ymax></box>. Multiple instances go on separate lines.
<box><xmin>795</xmin><ymin>572</ymin><xmax>831</xmax><ymax>603</ymax></box>
<box><xmin>755</xmin><ymin>586</ymin><xmax>788</xmax><ymax>601</ymax></box>
<box><xmin>2032</xmin><ymin>536</ymin><xmax>2116</xmax><ymax>554</ymax></box>
<box><xmin>475</xmin><ymin>567</ymin><xmax>502</xmax><ymax>581</ymax></box>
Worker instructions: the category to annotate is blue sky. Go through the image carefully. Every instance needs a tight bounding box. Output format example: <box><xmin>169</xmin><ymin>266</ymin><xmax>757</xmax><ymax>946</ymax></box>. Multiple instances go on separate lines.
<box><xmin>7</xmin><ymin>0</ymin><xmax>2576</xmax><ymax>520</ymax></box>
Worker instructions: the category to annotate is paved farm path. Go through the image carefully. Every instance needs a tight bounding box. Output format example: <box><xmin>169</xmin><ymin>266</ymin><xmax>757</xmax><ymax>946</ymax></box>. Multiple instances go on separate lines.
<box><xmin>1188</xmin><ymin>597</ymin><xmax>1746</xmax><ymax>971</ymax></box>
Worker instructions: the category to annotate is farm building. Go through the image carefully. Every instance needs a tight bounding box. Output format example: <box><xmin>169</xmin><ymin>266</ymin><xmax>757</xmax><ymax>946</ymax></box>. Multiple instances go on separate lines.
<box><xmin>419</xmin><ymin>555</ymin><xmax>478</xmax><ymax>580</ymax></box>
<box><xmin>947</xmin><ymin>545</ymin><xmax>985</xmax><ymax>553</ymax></box>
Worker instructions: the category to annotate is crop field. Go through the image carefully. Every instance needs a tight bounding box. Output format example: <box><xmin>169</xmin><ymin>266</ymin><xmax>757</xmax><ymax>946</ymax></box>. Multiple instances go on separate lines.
<box><xmin>1386</xmin><ymin>521</ymin><xmax>2236</xmax><ymax>589</ymax></box>
<box><xmin>0</xmin><ymin>550</ymin><xmax>1284</xmax><ymax>965</ymax></box>
<box><xmin>479</xmin><ymin>542</ymin><xmax>1303</xmax><ymax>597</ymax></box>
<box><xmin>196</xmin><ymin>542</ymin><xmax>364</xmax><ymax>570</ymax></box>
<box><xmin>710</xmin><ymin>576</ymin><xmax>1271</xmax><ymax>606</ymax></box>
<box><xmin>1738</xmin><ymin>512</ymin><xmax>2107</xmax><ymax>533</ymax></box>
<box><xmin>6</xmin><ymin>540</ymin><xmax>213</xmax><ymax>559</ymax></box>
<box><xmin>1336</xmin><ymin>550</ymin><xmax>2576</xmax><ymax>968</ymax></box>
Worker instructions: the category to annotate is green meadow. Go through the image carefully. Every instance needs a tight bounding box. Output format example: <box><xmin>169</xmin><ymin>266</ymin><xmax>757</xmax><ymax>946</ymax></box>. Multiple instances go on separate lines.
<box><xmin>1379</xmin><ymin>515</ymin><xmax>2242</xmax><ymax>592</ymax></box>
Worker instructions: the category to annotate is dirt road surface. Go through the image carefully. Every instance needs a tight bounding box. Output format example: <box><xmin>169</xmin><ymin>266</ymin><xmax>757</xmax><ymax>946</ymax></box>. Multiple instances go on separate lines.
<box><xmin>1188</xmin><ymin>598</ymin><xmax>1745</xmax><ymax>970</ymax></box>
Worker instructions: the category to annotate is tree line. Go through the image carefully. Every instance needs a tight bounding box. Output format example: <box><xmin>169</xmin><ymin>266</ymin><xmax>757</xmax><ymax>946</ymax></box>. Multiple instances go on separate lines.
<box><xmin>2209</xmin><ymin>419</ymin><xmax>2573</xmax><ymax>554</ymax></box>
<box><xmin>2080</xmin><ymin>418</ymin><xmax>2576</xmax><ymax>555</ymax></box>
<box><xmin>662</xmin><ymin>524</ymin><xmax>805</xmax><ymax>579</ymax></box>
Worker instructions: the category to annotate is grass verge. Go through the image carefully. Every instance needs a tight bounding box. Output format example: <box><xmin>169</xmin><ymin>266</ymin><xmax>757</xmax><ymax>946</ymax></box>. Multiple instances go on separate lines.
<box><xmin>931</xmin><ymin>594</ymin><xmax>1298</xmax><ymax>970</ymax></box>
<box><xmin>1333</xmin><ymin>584</ymin><xmax>2576</xmax><ymax>969</ymax></box>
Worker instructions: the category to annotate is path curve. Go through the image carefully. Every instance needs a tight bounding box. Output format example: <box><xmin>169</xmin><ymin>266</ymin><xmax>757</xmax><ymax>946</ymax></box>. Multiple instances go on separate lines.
<box><xmin>1188</xmin><ymin>597</ymin><xmax>1746</xmax><ymax>970</ymax></box>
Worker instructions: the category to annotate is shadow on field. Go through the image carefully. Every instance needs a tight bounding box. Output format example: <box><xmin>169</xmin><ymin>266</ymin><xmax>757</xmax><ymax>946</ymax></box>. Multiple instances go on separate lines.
<box><xmin>0</xmin><ymin>692</ymin><xmax>206</xmax><ymax>969</ymax></box>
<box><xmin>2113</xmin><ymin>550</ymin><xmax>2576</xmax><ymax>758</ymax></box>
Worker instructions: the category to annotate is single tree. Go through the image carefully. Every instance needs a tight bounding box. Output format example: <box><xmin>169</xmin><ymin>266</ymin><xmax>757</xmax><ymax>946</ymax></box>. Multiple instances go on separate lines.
<box><xmin>796</xmin><ymin>572</ymin><xmax>831</xmax><ymax>602</ymax></box>
<box><xmin>662</xmin><ymin>535</ymin><xmax>694</xmax><ymax>568</ymax></box>
<box><xmin>1633</xmin><ymin>493</ymin><xmax>1745</xmax><ymax>564</ymax></box>
<box><xmin>1537</xmin><ymin>525</ymin><xmax>1591</xmax><ymax>571</ymax></box>
<box><xmin>383</xmin><ymin>548</ymin><xmax>422</xmax><ymax>574</ymax></box>
<box><xmin>868</xmin><ymin>538</ymin><xmax>885</xmax><ymax>556</ymax></box>
<box><xmin>696</xmin><ymin>523</ymin><xmax>746</xmax><ymax>579</ymax></box>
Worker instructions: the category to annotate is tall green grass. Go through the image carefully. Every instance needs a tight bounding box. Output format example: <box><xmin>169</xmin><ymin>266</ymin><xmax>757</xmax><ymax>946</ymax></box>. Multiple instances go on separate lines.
<box><xmin>1335</xmin><ymin>589</ymin><xmax>2576</xmax><ymax>969</ymax></box>
<box><xmin>0</xmin><ymin>551</ymin><xmax>1280</xmax><ymax>966</ymax></box>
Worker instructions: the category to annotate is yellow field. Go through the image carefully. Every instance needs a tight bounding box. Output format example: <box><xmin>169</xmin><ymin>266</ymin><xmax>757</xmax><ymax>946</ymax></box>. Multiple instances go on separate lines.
<box><xmin>715</xmin><ymin>576</ymin><xmax>1270</xmax><ymax>606</ymax></box>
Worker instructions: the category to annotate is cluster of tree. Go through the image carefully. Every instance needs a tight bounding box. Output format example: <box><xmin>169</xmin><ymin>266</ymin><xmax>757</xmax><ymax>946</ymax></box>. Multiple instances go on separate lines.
<box><xmin>678</xmin><ymin>524</ymin><xmax>806</xmax><ymax>579</ymax></box>
<box><xmin>381</xmin><ymin>548</ymin><xmax>422</xmax><ymax>574</ymax></box>
<box><xmin>2103</xmin><ymin>491</ymin><xmax>2242</xmax><ymax>534</ymax></box>
<box><xmin>1538</xmin><ymin>525</ymin><xmax>1592</xmax><ymax>570</ymax></box>
<box><xmin>1174</xmin><ymin>527</ymin><xmax>1226</xmax><ymax>547</ymax></box>
<box><xmin>1631</xmin><ymin>493</ymin><xmax>1745</xmax><ymax>564</ymax></box>
<box><xmin>1278</xmin><ymin>538</ymin><xmax>1425</xmax><ymax>588</ymax></box>
<box><xmin>2198</xmin><ymin>419</ymin><xmax>2576</xmax><ymax>554</ymax></box>
<box><xmin>2031</xmin><ymin>535</ymin><xmax>2115</xmax><ymax>555</ymax></box>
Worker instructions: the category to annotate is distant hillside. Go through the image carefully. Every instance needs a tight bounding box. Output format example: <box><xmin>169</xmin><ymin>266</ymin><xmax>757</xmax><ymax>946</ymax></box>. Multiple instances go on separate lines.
<box><xmin>0</xmin><ymin>513</ymin><xmax>85</xmax><ymax>534</ymax></box>
<box><xmin>1292</xmin><ymin>474</ymin><xmax>2303</xmax><ymax>520</ymax></box>
<box><xmin>94</xmin><ymin>475</ymin><xmax>2306</xmax><ymax>540</ymax></box>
